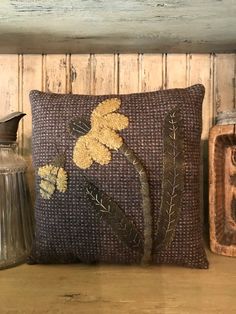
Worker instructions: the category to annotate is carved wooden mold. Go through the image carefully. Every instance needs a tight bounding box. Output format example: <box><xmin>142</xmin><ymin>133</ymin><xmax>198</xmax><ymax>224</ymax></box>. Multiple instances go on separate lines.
<box><xmin>209</xmin><ymin>124</ymin><xmax>236</xmax><ymax>256</ymax></box>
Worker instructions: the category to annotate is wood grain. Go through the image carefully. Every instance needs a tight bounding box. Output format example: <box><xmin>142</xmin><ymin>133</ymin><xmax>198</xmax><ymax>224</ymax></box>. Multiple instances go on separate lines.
<box><xmin>166</xmin><ymin>54</ymin><xmax>187</xmax><ymax>88</ymax></box>
<box><xmin>0</xmin><ymin>1</ymin><xmax>235</xmax><ymax>53</ymax></box>
<box><xmin>22</xmin><ymin>55</ymin><xmax>43</xmax><ymax>156</ymax></box>
<box><xmin>0</xmin><ymin>250</ymin><xmax>235</xmax><ymax>314</ymax></box>
<box><xmin>140</xmin><ymin>54</ymin><xmax>164</xmax><ymax>91</ymax></box>
<box><xmin>70</xmin><ymin>54</ymin><xmax>92</xmax><ymax>94</ymax></box>
<box><xmin>92</xmin><ymin>54</ymin><xmax>118</xmax><ymax>95</ymax></box>
<box><xmin>0</xmin><ymin>55</ymin><xmax>19</xmax><ymax>117</ymax></box>
<box><xmin>21</xmin><ymin>55</ymin><xmax>43</xmax><ymax>198</ymax></box>
<box><xmin>189</xmin><ymin>54</ymin><xmax>213</xmax><ymax>219</ymax></box>
<box><xmin>209</xmin><ymin>124</ymin><xmax>236</xmax><ymax>256</ymax></box>
<box><xmin>214</xmin><ymin>54</ymin><xmax>236</xmax><ymax>114</ymax></box>
<box><xmin>189</xmin><ymin>54</ymin><xmax>213</xmax><ymax>140</ymax></box>
<box><xmin>119</xmin><ymin>54</ymin><xmax>140</xmax><ymax>94</ymax></box>
<box><xmin>44</xmin><ymin>54</ymin><xmax>68</xmax><ymax>93</ymax></box>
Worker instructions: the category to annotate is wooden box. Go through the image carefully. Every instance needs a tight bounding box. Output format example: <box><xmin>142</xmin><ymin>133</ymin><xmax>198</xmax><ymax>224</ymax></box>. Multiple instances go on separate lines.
<box><xmin>209</xmin><ymin>123</ymin><xmax>236</xmax><ymax>256</ymax></box>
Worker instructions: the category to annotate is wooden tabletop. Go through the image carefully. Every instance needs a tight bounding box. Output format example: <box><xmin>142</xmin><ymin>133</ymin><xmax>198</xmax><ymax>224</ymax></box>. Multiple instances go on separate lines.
<box><xmin>0</xmin><ymin>249</ymin><xmax>235</xmax><ymax>314</ymax></box>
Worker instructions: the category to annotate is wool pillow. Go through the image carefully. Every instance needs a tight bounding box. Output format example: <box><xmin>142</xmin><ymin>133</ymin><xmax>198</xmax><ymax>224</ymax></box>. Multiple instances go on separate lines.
<box><xmin>28</xmin><ymin>84</ymin><xmax>208</xmax><ymax>269</ymax></box>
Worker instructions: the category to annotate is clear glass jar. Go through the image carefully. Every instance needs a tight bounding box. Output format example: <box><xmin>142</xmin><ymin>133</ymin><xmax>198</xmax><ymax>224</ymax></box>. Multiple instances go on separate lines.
<box><xmin>0</xmin><ymin>143</ymin><xmax>33</xmax><ymax>269</ymax></box>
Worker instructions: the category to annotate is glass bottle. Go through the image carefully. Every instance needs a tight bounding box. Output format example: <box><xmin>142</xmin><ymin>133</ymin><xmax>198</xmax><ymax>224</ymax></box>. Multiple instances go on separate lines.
<box><xmin>0</xmin><ymin>112</ymin><xmax>33</xmax><ymax>269</ymax></box>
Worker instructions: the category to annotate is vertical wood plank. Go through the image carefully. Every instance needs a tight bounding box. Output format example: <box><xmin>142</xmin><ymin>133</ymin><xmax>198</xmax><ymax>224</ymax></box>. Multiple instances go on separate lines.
<box><xmin>166</xmin><ymin>54</ymin><xmax>187</xmax><ymax>88</ymax></box>
<box><xmin>21</xmin><ymin>55</ymin><xmax>43</xmax><ymax>156</ymax></box>
<box><xmin>0</xmin><ymin>52</ymin><xmax>234</xmax><ymax>222</ymax></box>
<box><xmin>70</xmin><ymin>54</ymin><xmax>91</xmax><ymax>94</ymax></box>
<box><xmin>0</xmin><ymin>55</ymin><xmax>19</xmax><ymax>116</ymax></box>
<box><xmin>189</xmin><ymin>54</ymin><xmax>213</xmax><ymax>221</ymax></box>
<box><xmin>44</xmin><ymin>54</ymin><xmax>68</xmax><ymax>93</ymax></box>
<box><xmin>21</xmin><ymin>55</ymin><xmax>43</xmax><ymax>198</ymax></box>
<box><xmin>189</xmin><ymin>54</ymin><xmax>213</xmax><ymax>140</ymax></box>
<box><xmin>140</xmin><ymin>54</ymin><xmax>164</xmax><ymax>92</ymax></box>
<box><xmin>214</xmin><ymin>54</ymin><xmax>236</xmax><ymax>114</ymax></box>
<box><xmin>119</xmin><ymin>54</ymin><xmax>140</xmax><ymax>94</ymax></box>
<box><xmin>92</xmin><ymin>54</ymin><xmax>118</xmax><ymax>95</ymax></box>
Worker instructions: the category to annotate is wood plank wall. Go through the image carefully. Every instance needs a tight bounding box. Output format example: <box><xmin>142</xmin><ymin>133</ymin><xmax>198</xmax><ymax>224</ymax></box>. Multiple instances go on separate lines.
<box><xmin>0</xmin><ymin>54</ymin><xmax>235</xmax><ymax>209</ymax></box>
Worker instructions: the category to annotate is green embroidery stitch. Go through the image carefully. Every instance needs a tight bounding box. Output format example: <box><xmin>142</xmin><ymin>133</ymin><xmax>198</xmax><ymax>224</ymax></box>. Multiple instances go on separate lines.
<box><xmin>154</xmin><ymin>109</ymin><xmax>184</xmax><ymax>250</ymax></box>
<box><xmin>85</xmin><ymin>180</ymin><xmax>144</xmax><ymax>254</ymax></box>
<box><xmin>70</xmin><ymin>98</ymin><xmax>152</xmax><ymax>264</ymax></box>
<box><xmin>119</xmin><ymin>143</ymin><xmax>152</xmax><ymax>265</ymax></box>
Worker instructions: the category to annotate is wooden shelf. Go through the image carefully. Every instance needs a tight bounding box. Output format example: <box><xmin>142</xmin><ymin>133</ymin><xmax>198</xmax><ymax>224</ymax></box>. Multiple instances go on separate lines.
<box><xmin>0</xmin><ymin>249</ymin><xmax>235</xmax><ymax>314</ymax></box>
<box><xmin>0</xmin><ymin>1</ymin><xmax>235</xmax><ymax>53</ymax></box>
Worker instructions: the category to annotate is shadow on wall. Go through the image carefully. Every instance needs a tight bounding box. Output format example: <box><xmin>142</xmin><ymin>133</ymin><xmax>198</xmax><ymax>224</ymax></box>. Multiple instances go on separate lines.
<box><xmin>22</xmin><ymin>135</ymin><xmax>35</xmax><ymax>203</ymax></box>
<box><xmin>201</xmin><ymin>139</ymin><xmax>210</xmax><ymax>246</ymax></box>
<box><xmin>0</xmin><ymin>32</ymin><xmax>235</xmax><ymax>54</ymax></box>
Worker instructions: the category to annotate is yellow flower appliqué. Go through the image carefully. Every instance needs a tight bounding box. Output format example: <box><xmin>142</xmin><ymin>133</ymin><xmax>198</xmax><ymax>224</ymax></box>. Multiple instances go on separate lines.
<box><xmin>38</xmin><ymin>163</ymin><xmax>68</xmax><ymax>199</ymax></box>
<box><xmin>72</xmin><ymin>98</ymin><xmax>129</xmax><ymax>169</ymax></box>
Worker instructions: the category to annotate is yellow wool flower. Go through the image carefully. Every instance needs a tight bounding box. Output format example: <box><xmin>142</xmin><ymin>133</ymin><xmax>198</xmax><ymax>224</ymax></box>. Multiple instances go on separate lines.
<box><xmin>92</xmin><ymin>98</ymin><xmax>121</xmax><ymax>118</ymax></box>
<box><xmin>40</xmin><ymin>180</ymin><xmax>55</xmax><ymax>199</ymax></box>
<box><xmin>57</xmin><ymin>168</ymin><xmax>68</xmax><ymax>193</ymax></box>
<box><xmin>38</xmin><ymin>163</ymin><xmax>68</xmax><ymax>199</ymax></box>
<box><xmin>38</xmin><ymin>164</ymin><xmax>54</xmax><ymax>178</ymax></box>
<box><xmin>73</xmin><ymin>98</ymin><xmax>129</xmax><ymax>169</ymax></box>
<box><xmin>73</xmin><ymin>137</ymin><xmax>93</xmax><ymax>169</ymax></box>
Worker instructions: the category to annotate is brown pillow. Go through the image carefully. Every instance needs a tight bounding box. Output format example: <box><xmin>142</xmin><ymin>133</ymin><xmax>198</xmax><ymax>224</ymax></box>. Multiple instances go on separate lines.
<box><xmin>28</xmin><ymin>84</ymin><xmax>208</xmax><ymax>268</ymax></box>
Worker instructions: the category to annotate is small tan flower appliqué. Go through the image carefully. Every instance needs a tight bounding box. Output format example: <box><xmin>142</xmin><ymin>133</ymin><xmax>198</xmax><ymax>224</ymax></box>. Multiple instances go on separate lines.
<box><xmin>38</xmin><ymin>154</ymin><xmax>68</xmax><ymax>199</ymax></box>
<box><xmin>71</xmin><ymin>98</ymin><xmax>129</xmax><ymax>169</ymax></box>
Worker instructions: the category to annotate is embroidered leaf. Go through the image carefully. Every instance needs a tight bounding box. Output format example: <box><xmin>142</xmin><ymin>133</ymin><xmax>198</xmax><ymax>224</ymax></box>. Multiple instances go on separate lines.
<box><xmin>85</xmin><ymin>181</ymin><xmax>144</xmax><ymax>254</ymax></box>
<box><xmin>120</xmin><ymin>143</ymin><xmax>152</xmax><ymax>264</ymax></box>
<box><xmin>154</xmin><ymin>109</ymin><xmax>184</xmax><ymax>250</ymax></box>
<box><xmin>69</xmin><ymin>117</ymin><xmax>91</xmax><ymax>138</ymax></box>
<box><xmin>52</xmin><ymin>153</ymin><xmax>65</xmax><ymax>167</ymax></box>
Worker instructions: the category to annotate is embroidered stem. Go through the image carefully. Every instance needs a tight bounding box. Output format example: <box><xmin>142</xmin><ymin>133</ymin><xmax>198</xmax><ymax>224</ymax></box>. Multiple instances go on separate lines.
<box><xmin>154</xmin><ymin>109</ymin><xmax>184</xmax><ymax>250</ymax></box>
<box><xmin>119</xmin><ymin>142</ymin><xmax>152</xmax><ymax>265</ymax></box>
<box><xmin>86</xmin><ymin>181</ymin><xmax>144</xmax><ymax>253</ymax></box>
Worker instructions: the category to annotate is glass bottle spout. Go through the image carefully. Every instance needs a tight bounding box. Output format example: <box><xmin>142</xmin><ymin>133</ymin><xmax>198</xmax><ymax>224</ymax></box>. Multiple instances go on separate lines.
<box><xmin>0</xmin><ymin>112</ymin><xmax>26</xmax><ymax>143</ymax></box>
